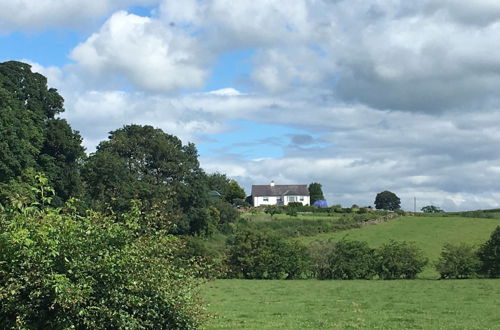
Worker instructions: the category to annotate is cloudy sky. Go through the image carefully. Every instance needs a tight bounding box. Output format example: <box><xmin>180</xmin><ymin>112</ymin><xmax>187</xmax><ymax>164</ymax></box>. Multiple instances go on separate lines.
<box><xmin>2</xmin><ymin>0</ymin><xmax>500</xmax><ymax>211</ymax></box>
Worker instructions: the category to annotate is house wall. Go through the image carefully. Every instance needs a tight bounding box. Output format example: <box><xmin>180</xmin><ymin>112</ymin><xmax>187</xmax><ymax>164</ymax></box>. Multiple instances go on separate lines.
<box><xmin>253</xmin><ymin>195</ymin><xmax>310</xmax><ymax>207</ymax></box>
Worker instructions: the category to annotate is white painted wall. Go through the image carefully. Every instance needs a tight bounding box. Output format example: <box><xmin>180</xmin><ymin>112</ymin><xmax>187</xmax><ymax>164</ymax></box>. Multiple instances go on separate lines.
<box><xmin>253</xmin><ymin>195</ymin><xmax>310</xmax><ymax>207</ymax></box>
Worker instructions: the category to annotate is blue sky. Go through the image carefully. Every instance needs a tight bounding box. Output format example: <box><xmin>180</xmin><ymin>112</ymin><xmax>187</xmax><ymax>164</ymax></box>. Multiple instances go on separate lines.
<box><xmin>2</xmin><ymin>0</ymin><xmax>500</xmax><ymax>211</ymax></box>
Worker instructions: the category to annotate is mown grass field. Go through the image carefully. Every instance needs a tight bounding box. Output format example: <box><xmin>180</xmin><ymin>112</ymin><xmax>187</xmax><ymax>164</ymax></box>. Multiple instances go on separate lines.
<box><xmin>202</xmin><ymin>279</ymin><xmax>500</xmax><ymax>329</ymax></box>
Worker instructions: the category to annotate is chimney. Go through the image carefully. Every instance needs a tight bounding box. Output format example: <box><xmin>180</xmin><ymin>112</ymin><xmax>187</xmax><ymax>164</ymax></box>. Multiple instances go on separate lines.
<box><xmin>270</xmin><ymin>180</ymin><xmax>275</xmax><ymax>187</ymax></box>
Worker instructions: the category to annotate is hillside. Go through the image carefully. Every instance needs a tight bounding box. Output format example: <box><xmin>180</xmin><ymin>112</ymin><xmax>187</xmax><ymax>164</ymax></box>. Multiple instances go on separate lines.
<box><xmin>297</xmin><ymin>214</ymin><xmax>500</xmax><ymax>278</ymax></box>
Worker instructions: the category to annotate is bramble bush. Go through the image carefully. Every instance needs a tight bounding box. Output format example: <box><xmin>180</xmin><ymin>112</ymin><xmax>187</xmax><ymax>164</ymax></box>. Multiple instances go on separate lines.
<box><xmin>0</xmin><ymin>178</ymin><xmax>205</xmax><ymax>329</ymax></box>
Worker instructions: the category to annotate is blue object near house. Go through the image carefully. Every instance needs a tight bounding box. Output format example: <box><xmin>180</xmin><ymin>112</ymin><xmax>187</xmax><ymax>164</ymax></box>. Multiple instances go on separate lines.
<box><xmin>313</xmin><ymin>200</ymin><xmax>328</xmax><ymax>208</ymax></box>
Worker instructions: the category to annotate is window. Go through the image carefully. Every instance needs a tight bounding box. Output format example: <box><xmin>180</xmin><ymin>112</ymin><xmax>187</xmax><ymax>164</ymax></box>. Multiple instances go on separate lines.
<box><xmin>288</xmin><ymin>196</ymin><xmax>297</xmax><ymax>202</ymax></box>
<box><xmin>300</xmin><ymin>197</ymin><xmax>304</xmax><ymax>201</ymax></box>
<box><xmin>263</xmin><ymin>197</ymin><xmax>269</xmax><ymax>202</ymax></box>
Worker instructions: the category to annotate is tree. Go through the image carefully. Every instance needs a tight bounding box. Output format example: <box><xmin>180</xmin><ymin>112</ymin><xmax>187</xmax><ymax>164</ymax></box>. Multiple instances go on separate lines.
<box><xmin>308</xmin><ymin>182</ymin><xmax>325</xmax><ymax>205</ymax></box>
<box><xmin>264</xmin><ymin>205</ymin><xmax>282</xmax><ymax>217</ymax></box>
<box><xmin>374</xmin><ymin>190</ymin><xmax>401</xmax><ymax>210</ymax></box>
<box><xmin>435</xmin><ymin>243</ymin><xmax>480</xmax><ymax>279</ymax></box>
<box><xmin>226</xmin><ymin>180</ymin><xmax>246</xmax><ymax>204</ymax></box>
<box><xmin>227</xmin><ymin>229</ymin><xmax>309</xmax><ymax>279</ymax></box>
<box><xmin>375</xmin><ymin>240</ymin><xmax>427</xmax><ymax>279</ymax></box>
<box><xmin>421</xmin><ymin>205</ymin><xmax>444</xmax><ymax>213</ymax></box>
<box><xmin>478</xmin><ymin>226</ymin><xmax>500</xmax><ymax>278</ymax></box>
<box><xmin>310</xmin><ymin>240</ymin><xmax>376</xmax><ymax>280</ymax></box>
<box><xmin>82</xmin><ymin>125</ymin><xmax>208</xmax><ymax>234</ymax></box>
<box><xmin>205</xmin><ymin>173</ymin><xmax>245</xmax><ymax>204</ymax></box>
<box><xmin>0</xmin><ymin>61</ymin><xmax>85</xmax><ymax>205</ymax></box>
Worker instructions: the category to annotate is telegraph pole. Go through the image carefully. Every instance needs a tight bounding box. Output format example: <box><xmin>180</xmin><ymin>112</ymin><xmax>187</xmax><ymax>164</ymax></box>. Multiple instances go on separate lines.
<box><xmin>414</xmin><ymin>197</ymin><xmax>416</xmax><ymax>213</ymax></box>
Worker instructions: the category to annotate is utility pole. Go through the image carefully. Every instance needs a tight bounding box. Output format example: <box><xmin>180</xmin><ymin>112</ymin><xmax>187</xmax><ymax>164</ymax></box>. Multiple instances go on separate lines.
<box><xmin>414</xmin><ymin>197</ymin><xmax>416</xmax><ymax>213</ymax></box>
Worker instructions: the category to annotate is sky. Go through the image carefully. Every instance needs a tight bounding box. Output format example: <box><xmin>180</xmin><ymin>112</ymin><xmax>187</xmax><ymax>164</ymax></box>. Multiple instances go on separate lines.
<box><xmin>2</xmin><ymin>0</ymin><xmax>500</xmax><ymax>211</ymax></box>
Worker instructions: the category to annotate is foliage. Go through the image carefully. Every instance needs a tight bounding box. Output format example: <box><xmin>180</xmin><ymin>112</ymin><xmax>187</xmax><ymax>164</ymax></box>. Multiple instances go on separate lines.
<box><xmin>264</xmin><ymin>205</ymin><xmax>282</xmax><ymax>217</ymax></box>
<box><xmin>375</xmin><ymin>240</ymin><xmax>428</xmax><ymax>279</ymax></box>
<box><xmin>227</xmin><ymin>229</ymin><xmax>309</xmax><ymax>279</ymax></box>
<box><xmin>435</xmin><ymin>243</ymin><xmax>480</xmax><ymax>279</ymax></box>
<box><xmin>374</xmin><ymin>190</ymin><xmax>401</xmax><ymax>210</ymax></box>
<box><xmin>477</xmin><ymin>226</ymin><xmax>500</xmax><ymax>278</ymax></box>
<box><xmin>421</xmin><ymin>205</ymin><xmax>444</xmax><ymax>213</ymax></box>
<box><xmin>82</xmin><ymin>124</ymin><xmax>208</xmax><ymax>234</ymax></box>
<box><xmin>205</xmin><ymin>173</ymin><xmax>245</xmax><ymax>204</ymax></box>
<box><xmin>308</xmin><ymin>182</ymin><xmax>325</xmax><ymax>205</ymax></box>
<box><xmin>309</xmin><ymin>240</ymin><xmax>376</xmax><ymax>280</ymax></box>
<box><xmin>0</xmin><ymin>61</ymin><xmax>85</xmax><ymax>205</ymax></box>
<box><xmin>0</xmin><ymin>198</ymin><xmax>205</xmax><ymax>329</ymax></box>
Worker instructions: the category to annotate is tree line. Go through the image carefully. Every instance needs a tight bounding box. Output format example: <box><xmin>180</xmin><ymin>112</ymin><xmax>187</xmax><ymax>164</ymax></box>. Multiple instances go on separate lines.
<box><xmin>0</xmin><ymin>61</ymin><xmax>246</xmax><ymax>237</ymax></box>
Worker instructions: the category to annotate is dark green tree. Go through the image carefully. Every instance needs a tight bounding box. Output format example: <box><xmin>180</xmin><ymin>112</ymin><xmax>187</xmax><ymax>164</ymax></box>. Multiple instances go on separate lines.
<box><xmin>436</xmin><ymin>243</ymin><xmax>480</xmax><ymax>279</ymax></box>
<box><xmin>82</xmin><ymin>124</ymin><xmax>208</xmax><ymax>234</ymax></box>
<box><xmin>0</xmin><ymin>61</ymin><xmax>85</xmax><ymax>205</ymax></box>
<box><xmin>308</xmin><ymin>182</ymin><xmax>325</xmax><ymax>205</ymax></box>
<box><xmin>374</xmin><ymin>190</ymin><xmax>401</xmax><ymax>210</ymax></box>
<box><xmin>205</xmin><ymin>173</ymin><xmax>245</xmax><ymax>204</ymax></box>
<box><xmin>227</xmin><ymin>229</ymin><xmax>309</xmax><ymax>279</ymax></box>
<box><xmin>421</xmin><ymin>205</ymin><xmax>444</xmax><ymax>213</ymax></box>
<box><xmin>375</xmin><ymin>240</ymin><xmax>427</xmax><ymax>279</ymax></box>
<box><xmin>478</xmin><ymin>226</ymin><xmax>500</xmax><ymax>278</ymax></box>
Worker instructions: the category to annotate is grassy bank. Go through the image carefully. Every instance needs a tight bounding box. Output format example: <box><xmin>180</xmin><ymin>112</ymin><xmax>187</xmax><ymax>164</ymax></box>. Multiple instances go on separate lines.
<box><xmin>202</xmin><ymin>279</ymin><xmax>500</xmax><ymax>329</ymax></box>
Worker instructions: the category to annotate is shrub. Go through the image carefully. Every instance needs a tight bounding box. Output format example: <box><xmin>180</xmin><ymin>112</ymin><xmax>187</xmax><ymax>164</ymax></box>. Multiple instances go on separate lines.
<box><xmin>375</xmin><ymin>240</ymin><xmax>428</xmax><ymax>279</ymax></box>
<box><xmin>435</xmin><ymin>243</ymin><xmax>480</xmax><ymax>279</ymax></box>
<box><xmin>227</xmin><ymin>229</ymin><xmax>309</xmax><ymax>279</ymax></box>
<box><xmin>478</xmin><ymin>226</ymin><xmax>500</xmax><ymax>278</ymax></box>
<box><xmin>0</xmin><ymin>203</ymin><xmax>205</xmax><ymax>329</ymax></box>
<box><xmin>310</xmin><ymin>240</ymin><xmax>375</xmax><ymax>280</ymax></box>
<box><xmin>264</xmin><ymin>205</ymin><xmax>282</xmax><ymax>217</ymax></box>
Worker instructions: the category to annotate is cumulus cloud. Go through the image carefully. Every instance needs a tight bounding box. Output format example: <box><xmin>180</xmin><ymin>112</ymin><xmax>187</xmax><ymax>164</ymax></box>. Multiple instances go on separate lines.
<box><xmin>0</xmin><ymin>0</ymin><xmax>158</xmax><ymax>32</ymax></box>
<box><xmin>70</xmin><ymin>11</ymin><xmax>208</xmax><ymax>92</ymax></box>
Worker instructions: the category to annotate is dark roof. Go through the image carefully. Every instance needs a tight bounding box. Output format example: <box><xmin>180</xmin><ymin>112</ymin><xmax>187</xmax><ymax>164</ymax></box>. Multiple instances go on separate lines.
<box><xmin>251</xmin><ymin>184</ymin><xmax>309</xmax><ymax>197</ymax></box>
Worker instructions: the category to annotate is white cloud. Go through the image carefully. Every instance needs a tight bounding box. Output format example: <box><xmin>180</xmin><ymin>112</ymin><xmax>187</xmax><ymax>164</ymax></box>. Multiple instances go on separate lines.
<box><xmin>70</xmin><ymin>11</ymin><xmax>207</xmax><ymax>92</ymax></box>
<box><xmin>0</xmin><ymin>0</ymin><xmax>158</xmax><ymax>32</ymax></box>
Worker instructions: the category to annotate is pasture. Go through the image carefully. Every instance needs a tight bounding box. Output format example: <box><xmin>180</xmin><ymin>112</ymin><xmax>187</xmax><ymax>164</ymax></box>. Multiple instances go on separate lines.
<box><xmin>202</xmin><ymin>279</ymin><xmax>500</xmax><ymax>329</ymax></box>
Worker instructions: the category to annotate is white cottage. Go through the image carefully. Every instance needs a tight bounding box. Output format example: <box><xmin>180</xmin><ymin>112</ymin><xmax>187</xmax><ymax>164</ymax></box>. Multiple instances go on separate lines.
<box><xmin>251</xmin><ymin>181</ymin><xmax>310</xmax><ymax>207</ymax></box>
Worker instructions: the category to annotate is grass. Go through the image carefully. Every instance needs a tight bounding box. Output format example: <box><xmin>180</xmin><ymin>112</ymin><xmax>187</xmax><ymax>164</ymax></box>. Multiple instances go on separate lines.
<box><xmin>296</xmin><ymin>215</ymin><xmax>500</xmax><ymax>278</ymax></box>
<box><xmin>202</xmin><ymin>279</ymin><xmax>500</xmax><ymax>329</ymax></box>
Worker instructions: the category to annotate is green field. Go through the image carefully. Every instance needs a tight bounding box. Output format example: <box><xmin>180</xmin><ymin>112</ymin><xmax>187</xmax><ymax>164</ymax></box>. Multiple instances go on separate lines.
<box><xmin>297</xmin><ymin>215</ymin><xmax>500</xmax><ymax>278</ymax></box>
<box><xmin>202</xmin><ymin>279</ymin><xmax>500</xmax><ymax>329</ymax></box>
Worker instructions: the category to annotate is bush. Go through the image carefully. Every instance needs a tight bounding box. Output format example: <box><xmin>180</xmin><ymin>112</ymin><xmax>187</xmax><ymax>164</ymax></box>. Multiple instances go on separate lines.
<box><xmin>375</xmin><ymin>240</ymin><xmax>428</xmax><ymax>279</ymax></box>
<box><xmin>478</xmin><ymin>226</ymin><xmax>500</xmax><ymax>278</ymax></box>
<box><xmin>0</xmin><ymin>203</ymin><xmax>205</xmax><ymax>329</ymax></box>
<box><xmin>227</xmin><ymin>229</ymin><xmax>309</xmax><ymax>279</ymax></box>
<box><xmin>435</xmin><ymin>243</ymin><xmax>480</xmax><ymax>279</ymax></box>
<box><xmin>310</xmin><ymin>240</ymin><xmax>375</xmax><ymax>280</ymax></box>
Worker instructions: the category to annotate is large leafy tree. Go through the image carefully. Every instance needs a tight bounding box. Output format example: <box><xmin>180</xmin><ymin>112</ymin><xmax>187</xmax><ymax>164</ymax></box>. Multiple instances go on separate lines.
<box><xmin>0</xmin><ymin>61</ymin><xmax>85</xmax><ymax>205</ymax></box>
<box><xmin>478</xmin><ymin>226</ymin><xmax>500</xmax><ymax>278</ymax></box>
<box><xmin>308</xmin><ymin>182</ymin><xmax>325</xmax><ymax>205</ymax></box>
<box><xmin>82</xmin><ymin>125</ymin><xmax>209</xmax><ymax>234</ymax></box>
<box><xmin>374</xmin><ymin>190</ymin><xmax>401</xmax><ymax>210</ymax></box>
<box><xmin>206</xmin><ymin>173</ymin><xmax>246</xmax><ymax>204</ymax></box>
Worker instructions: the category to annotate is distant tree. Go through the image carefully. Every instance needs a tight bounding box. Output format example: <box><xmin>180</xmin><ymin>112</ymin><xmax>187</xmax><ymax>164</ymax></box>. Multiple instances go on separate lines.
<box><xmin>478</xmin><ymin>226</ymin><xmax>500</xmax><ymax>278</ymax></box>
<box><xmin>308</xmin><ymin>182</ymin><xmax>325</xmax><ymax>205</ymax></box>
<box><xmin>421</xmin><ymin>205</ymin><xmax>444</xmax><ymax>213</ymax></box>
<box><xmin>205</xmin><ymin>173</ymin><xmax>245</xmax><ymax>204</ymax></box>
<box><xmin>374</xmin><ymin>190</ymin><xmax>401</xmax><ymax>210</ymax></box>
<box><xmin>226</xmin><ymin>180</ymin><xmax>246</xmax><ymax>204</ymax></box>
